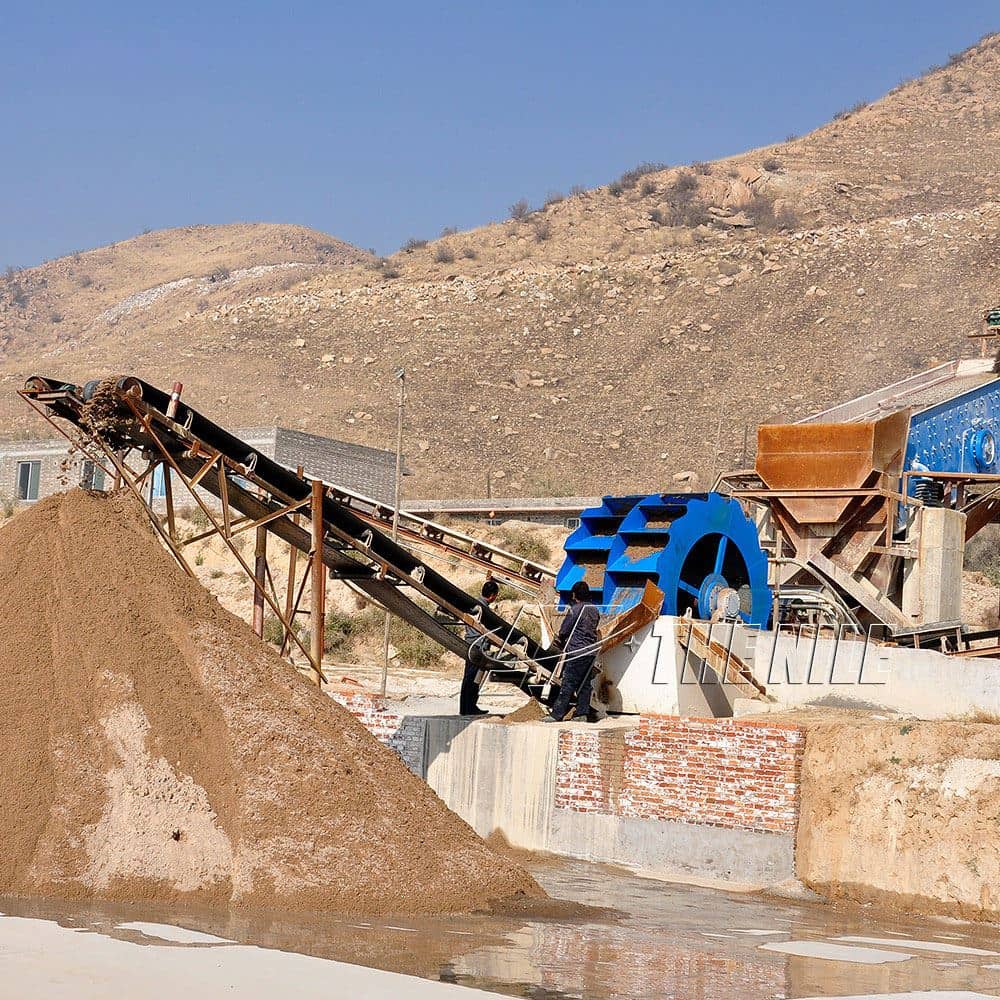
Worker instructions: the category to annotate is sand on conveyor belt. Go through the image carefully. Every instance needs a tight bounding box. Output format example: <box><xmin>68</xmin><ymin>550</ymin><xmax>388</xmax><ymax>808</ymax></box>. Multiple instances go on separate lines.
<box><xmin>0</xmin><ymin>489</ymin><xmax>542</xmax><ymax>915</ymax></box>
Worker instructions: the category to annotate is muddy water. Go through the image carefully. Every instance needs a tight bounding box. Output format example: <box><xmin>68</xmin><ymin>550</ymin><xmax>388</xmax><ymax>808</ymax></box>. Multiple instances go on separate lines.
<box><xmin>3</xmin><ymin>858</ymin><xmax>999</xmax><ymax>999</ymax></box>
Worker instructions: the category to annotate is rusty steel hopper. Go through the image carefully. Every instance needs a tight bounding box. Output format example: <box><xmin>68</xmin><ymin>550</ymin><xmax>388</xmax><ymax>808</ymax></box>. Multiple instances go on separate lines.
<box><xmin>755</xmin><ymin>410</ymin><xmax>910</xmax><ymax>525</ymax></box>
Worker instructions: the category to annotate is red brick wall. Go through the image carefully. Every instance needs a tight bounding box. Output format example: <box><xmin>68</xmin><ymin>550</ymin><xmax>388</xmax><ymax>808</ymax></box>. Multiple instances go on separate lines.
<box><xmin>330</xmin><ymin>690</ymin><xmax>425</xmax><ymax>774</ymax></box>
<box><xmin>556</xmin><ymin>717</ymin><xmax>804</xmax><ymax>834</ymax></box>
<box><xmin>554</xmin><ymin>729</ymin><xmax>626</xmax><ymax>814</ymax></box>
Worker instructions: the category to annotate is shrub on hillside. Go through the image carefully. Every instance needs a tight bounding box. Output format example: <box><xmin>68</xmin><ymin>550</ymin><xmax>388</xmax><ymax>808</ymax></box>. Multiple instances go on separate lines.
<box><xmin>639</xmin><ymin>178</ymin><xmax>657</xmax><ymax>197</ymax></box>
<box><xmin>670</xmin><ymin>170</ymin><xmax>698</xmax><ymax>194</ymax></box>
<box><xmin>372</xmin><ymin>257</ymin><xmax>401</xmax><ymax>279</ymax></box>
<box><xmin>433</xmin><ymin>244</ymin><xmax>456</xmax><ymax>264</ymax></box>
<box><xmin>460</xmin><ymin>246</ymin><xmax>478</xmax><ymax>259</ymax></box>
<box><xmin>569</xmin><ymin>184</ymin><xmax>586</xmax><ymax>196</ymax></box>
<box><xmin>532</xmin><ymin>219</ymin><xmax>552</xmax><ymax>242</ymax></box>
<box><xmin>495</xmin><ymin>525</ymin><xmax>552</xmax><ymax>565</ymax></box>
<box><xmin>774</xmin><ymin>204</ymin><xmax>800</xmax><ymax>231</ymax></box>
<box><xmin>323</xmin><ymin>611</ymin><xmax>357</xmax><ymax>653</ymax></box>
<box><xmin>544</xmin><ymin>191</ymin><xmax>565</xmax><ymax>208</ymax></box>
<box><xmin>440</xmin><ymin>226</ymin><xmax>458</xmax><ymax>237</ymax></box>
<box><xmin>762</xmin><ymin>156</ymin><xmax>783</xmax><ymax>172</ymax></box>
<box><xmin>691</xmin><ymin>161</ymin><xmax>711</xmax><ymax>175</ymax></box>
<box><xmin>263</xmin><ymin>615</ymin><xmax>285</xmax><ymax>646</ymax></box>
<box><xmin>667</xmin><ymin>198</ymin><xmax>711</xmax><ymax>228</ymax></box>
<box><xmin>78</xmin><ymin>274</ymin><xmax>94</xmax><ymax>288</ymax></box>
<box><xmin>509</xmin><ymin>199</ymin><xmax>531</xmax><ymax>220</ymax></box>
<box><xmin>967</xmin><ymin>525</ymin><xmax>1000</xmax><ymax>586</ymax></box>
<box><xmin>616</xmin><ymin>161</ymin><xmax>667</xmax><ymax>191</ymax></box>
<box><xmin>401</xmin><ymin>237</ymin><xmax>428</xmax><ymax>253</ymax></box>
<box><xmin>745</xmin><ymin>192</ymin><xmax>799</xmax><ymax>232</ymax></box>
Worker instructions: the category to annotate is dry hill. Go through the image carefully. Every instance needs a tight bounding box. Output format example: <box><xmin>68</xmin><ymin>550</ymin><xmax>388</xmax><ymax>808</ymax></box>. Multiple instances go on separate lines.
<box><xmin>1</xmin><ymin>34</ymin><xmax>998</xmax><ymax>499</ymax></box>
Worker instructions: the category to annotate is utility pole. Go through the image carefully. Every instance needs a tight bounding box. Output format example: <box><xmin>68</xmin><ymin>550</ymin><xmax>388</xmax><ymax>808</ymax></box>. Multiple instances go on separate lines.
<box><xmin>380</xmin><ymin>368</ymin><xmax>406</xmax><ymax>697</ymax></box>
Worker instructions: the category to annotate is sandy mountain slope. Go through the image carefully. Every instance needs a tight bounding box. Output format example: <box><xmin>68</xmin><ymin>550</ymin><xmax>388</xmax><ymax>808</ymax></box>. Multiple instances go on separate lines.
<box><xmin>1</xmin><ymin>35</ymin><xmax>997</xmax><ymax>499</ymax></box>
<box><xmin>0</xmin><ymin>223</ymin><xmax>368</xmax><ymax>360</ymax></box>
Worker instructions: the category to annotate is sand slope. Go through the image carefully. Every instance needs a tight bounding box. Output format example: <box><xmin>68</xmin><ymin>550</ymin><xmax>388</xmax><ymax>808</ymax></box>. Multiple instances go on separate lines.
<box><xmin>0</xmin><ymin>489</ymin><xmax>540</xmax><ymax>913</ymax></box>
<box><xmin>796</xmin><ymin>720</ymin><xmax>1000</xmax><ymax>922</ymax></box>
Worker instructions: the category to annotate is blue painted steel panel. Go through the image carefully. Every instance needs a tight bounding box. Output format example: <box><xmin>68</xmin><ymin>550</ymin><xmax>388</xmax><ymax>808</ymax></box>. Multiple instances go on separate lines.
<box><xmin>905</xmin><ymin>378</ymin><xmax>1000</xmax><ymax>493</ymax></box>
<box><xmin>555</xmin><ymin>492</ymin><xmax>771</xmax><ymax>626</ymax></box>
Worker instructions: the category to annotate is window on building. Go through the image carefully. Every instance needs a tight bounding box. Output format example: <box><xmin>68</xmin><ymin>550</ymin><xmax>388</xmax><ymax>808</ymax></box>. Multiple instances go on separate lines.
<box><xmin>81</xmin><ymin>460</ymin><xmax>106</xmax><ymax>492</ymax></box>
<box><xmin>151</xmin><ymin>466</ymin><xmax>168</xmax><ymax>500</ymax></box>
<box><xmin>16</xmin><ymin>460</ymin><xmax>41</xmax><ymax>501</ymax></box>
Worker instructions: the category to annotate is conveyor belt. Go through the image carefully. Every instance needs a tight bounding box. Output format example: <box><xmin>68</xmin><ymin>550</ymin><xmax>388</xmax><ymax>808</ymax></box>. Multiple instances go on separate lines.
<box><xmin>21</xmin><ymin>375</ymin><xmax>553</xmax><ymax>677</ymax></box>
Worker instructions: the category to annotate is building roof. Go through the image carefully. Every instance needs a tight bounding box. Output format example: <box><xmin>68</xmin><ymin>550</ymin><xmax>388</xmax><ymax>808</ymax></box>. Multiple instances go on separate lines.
<box><xmin>408</xmin><ymin>496</ymin><xmax>600</xmax><ymax>516</ymax></box>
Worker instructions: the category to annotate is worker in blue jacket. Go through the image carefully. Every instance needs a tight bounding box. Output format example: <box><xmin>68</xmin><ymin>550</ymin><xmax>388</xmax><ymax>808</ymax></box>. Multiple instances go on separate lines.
<box><xmin>545</xmin><ymin>581</ymin><xmax>601</xmax><ymax>723</ymax></box>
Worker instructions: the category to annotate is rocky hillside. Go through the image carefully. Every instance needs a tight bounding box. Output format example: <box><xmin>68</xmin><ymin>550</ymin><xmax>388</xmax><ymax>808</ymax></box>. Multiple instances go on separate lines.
<box><xmin>1</xmin><ymin>34</ymin><xmax>997</xmax><ymax>500</ymax></box>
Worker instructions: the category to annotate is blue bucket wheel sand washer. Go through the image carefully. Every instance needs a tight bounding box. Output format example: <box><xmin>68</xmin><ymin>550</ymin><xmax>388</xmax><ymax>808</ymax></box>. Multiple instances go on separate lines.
<box><xmin>555</xmin><ymin>492</ymin><xmax>771</xmax><ymax>626</ymax></box>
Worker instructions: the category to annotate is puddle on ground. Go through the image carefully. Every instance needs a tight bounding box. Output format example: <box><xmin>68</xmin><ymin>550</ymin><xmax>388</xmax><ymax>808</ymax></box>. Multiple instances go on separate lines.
<box><xmin>2</xmin><ymin>857</ymin><xmax>999</xmax><ymax>999</ymax></box>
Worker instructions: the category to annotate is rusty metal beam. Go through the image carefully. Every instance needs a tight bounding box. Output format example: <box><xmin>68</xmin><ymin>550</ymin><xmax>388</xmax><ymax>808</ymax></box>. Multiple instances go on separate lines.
<box><xmin>309</xmin><ymin>479</ymin><xmax>326</xmax><ymax>688</ymax></box>
<box><xmin>129</xmin><ymin>404</ymin><xmax>321</xmax><ymax>675</ymax></box>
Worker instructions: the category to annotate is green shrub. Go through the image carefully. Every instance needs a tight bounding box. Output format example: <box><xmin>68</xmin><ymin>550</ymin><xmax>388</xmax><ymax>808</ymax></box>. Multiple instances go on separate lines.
<box><xmin>496</xmin><ymin>526</ymin><xmax>552</xmax><ymax>565</ymax></box>
<box><xmin>390</xmin><ymin>619</ymin><xmax>442</xmax><ymax>668</ymax></box>
<box><xmin>263</xmin><ymin>615</ymin><xmax>285</xmax><ymax>645</ymax></box>
<box><xmin>323</xmin><ymin>611</ymin><xmax>357</xmax><ymax>653</ymax></box>
<box><xmin>189</xmin><ymin>506</ymin><xmax>210</xmax><ymax>529</ymax></box>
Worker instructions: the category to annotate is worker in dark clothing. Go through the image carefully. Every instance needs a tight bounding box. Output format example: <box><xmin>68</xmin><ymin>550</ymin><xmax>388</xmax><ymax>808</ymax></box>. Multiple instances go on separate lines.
<box><xmin>545</xmin><ymin>581</ymin><xmax>601</xmax><ymax>723</ymax></box>
<box><xmin>460</xmin><ymin>579</ymin><xmax>500</xmax><ymax>715</ymax></box>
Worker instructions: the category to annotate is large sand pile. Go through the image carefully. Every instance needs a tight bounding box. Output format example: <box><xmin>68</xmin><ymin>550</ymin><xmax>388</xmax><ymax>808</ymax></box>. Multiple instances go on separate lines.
<box><xmin>796</xmin><ymin>719</ymin><xmax>1000</xmax><ymax>923</ymax></box>
<box><xmin>0</xmin><ymin>489</ymin><xmax>541</xmax><ymax>914</ymax></box>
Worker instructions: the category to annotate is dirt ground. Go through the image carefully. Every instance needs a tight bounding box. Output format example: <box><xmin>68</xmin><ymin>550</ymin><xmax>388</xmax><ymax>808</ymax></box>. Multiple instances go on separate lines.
<box><xmin>0</xmin><ymin>489</ymin><xmax>542</xmax><ymax>915</ymax></box>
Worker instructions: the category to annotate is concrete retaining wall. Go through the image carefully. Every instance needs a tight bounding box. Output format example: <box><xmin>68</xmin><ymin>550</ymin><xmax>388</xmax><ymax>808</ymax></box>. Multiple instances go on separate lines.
<box><xmin>332</xmin><ymin>691</ymin><xmax>799</xmax><ymax>885</ymax></box>
<box><xmin>752</xmin><ymin>627</ymin><xmax>1000</xmax><ymax>718</ymax></box>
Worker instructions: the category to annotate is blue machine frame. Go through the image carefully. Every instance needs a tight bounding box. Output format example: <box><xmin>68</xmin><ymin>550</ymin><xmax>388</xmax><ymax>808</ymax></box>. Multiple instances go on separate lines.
<box><xmin>906</xmin><ymin>378</ymin><xmax>1000</xmax><ymax>479</ymax></box>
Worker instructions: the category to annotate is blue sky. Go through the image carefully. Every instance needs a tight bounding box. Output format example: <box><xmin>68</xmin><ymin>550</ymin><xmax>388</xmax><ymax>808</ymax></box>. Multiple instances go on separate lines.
<box><xmin>2</xmin><ymin>1</ymin><xmax>996</xmax><ymax>268</ymax></box>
